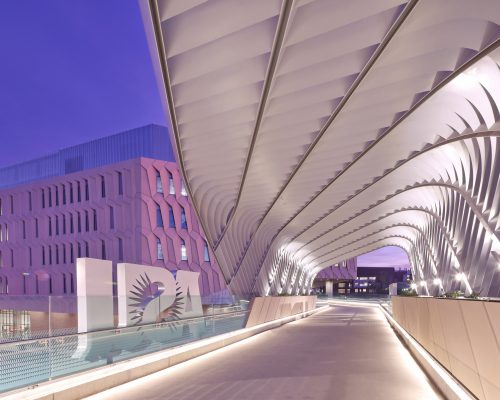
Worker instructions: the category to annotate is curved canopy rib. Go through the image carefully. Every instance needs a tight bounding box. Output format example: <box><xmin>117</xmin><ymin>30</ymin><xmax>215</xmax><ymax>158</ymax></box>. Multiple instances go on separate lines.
<box><xmin>143</xmin><ymin>0</ymin><xmax>500</xmax><ymax>297</ymax></box>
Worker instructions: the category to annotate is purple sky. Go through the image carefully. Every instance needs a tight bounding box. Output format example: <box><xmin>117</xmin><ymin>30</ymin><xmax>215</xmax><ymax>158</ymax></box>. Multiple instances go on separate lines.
<box><xmin>0</xmin><ymin>0</ymin><xmax>166</xmax><ymax>168</ymax></box>
<box><xmin>357</xmin><ymin>246</ymin><xmax>410</xmax><ymax>268</ymax></box>
<box><xmin>0</xmin><ymin>1</ymin><xmax>408</xmax><ymax>268</ymax></box>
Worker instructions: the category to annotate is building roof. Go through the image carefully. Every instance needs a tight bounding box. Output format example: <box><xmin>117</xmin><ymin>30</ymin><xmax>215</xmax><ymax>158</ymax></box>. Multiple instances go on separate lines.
<box><xmin>0</xmin><ymin>124</ymin><xmax>173</xmax><ymax>189</ymax></box>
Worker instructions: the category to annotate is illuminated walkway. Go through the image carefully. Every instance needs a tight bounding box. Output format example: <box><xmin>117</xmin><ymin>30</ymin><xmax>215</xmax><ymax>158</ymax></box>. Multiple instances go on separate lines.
<box><xmin>86</xmin><ymin>304</ymin><xmax>442</xmax><ymax>400</ymax></box>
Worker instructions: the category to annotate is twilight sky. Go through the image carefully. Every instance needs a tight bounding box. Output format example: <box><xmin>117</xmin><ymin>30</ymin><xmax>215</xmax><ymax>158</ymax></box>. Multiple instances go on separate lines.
<box><xmin>0</xmin><ymin>0</ymin><xmax>166</xmax><ymax>168</ymax></box>
<box><xmin>0</xmin><ymin>1</ymin><xmax>408</xmax><ymax>268</ymax></box>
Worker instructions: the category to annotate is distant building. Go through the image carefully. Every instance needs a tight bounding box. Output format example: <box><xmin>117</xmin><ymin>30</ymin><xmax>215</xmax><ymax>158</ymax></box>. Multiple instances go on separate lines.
<box><xmin>0</xmin><ymin>125</ymin><xmax>228</xmax><ymax>302</ymax></box>
<box><xmin>312</xmin><ymin>258</ymin><xmax>357</xmax><ymax>296</ymax></box>
<box><xmin>352</xmin><ymin>267</ymin><xmax>412</xmax><ymax>294</ymax></box>
<box><xmin>313</xmin><ymin>263</ymin><xmax>412</xmax><ymax>296</ymax></box>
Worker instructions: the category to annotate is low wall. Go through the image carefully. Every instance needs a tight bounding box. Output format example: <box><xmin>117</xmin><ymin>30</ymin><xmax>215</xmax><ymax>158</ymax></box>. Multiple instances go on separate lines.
<box><xmin>392</xmin><ymin>296</ymin><xmax>500</xmax><ymax>400</ymax></box>
<box><xmin>245</xmin><ymin>296</ymin><xmax>316</xmax><ymax>328</ymax></box>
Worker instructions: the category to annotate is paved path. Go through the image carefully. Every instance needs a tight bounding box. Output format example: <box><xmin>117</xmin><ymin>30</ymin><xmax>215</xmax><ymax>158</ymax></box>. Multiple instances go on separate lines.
<box><xmin>86</xmin><ymin>304</ymin><xmax>442</xmax><ymax>400</ymax></box>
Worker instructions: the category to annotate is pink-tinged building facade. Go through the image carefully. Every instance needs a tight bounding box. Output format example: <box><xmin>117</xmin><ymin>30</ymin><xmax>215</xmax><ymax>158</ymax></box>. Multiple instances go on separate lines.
<box><xmin>314</xmin><ymin>258</ymin><xmax>357</xmax><ymax>281</ymax></box>
<box><xmin>0</xmin><ymin>157</ymin><xmax>228</xmax><ymax>300</ymax></box>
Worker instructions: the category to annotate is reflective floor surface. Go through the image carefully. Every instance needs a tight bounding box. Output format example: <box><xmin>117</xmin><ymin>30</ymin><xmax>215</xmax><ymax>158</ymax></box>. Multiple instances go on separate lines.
<box><xmin>85</xmin><ymin>304</ymin><xmax>443</xmax><ymax>400</ymax></box>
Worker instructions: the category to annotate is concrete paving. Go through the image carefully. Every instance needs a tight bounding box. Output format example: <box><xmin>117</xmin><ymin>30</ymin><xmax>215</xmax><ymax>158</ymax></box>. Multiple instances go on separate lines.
<box><xmin>85</xmin><ymin>303</ymin><xmax>443</xmax><ymax>400</ymax></box>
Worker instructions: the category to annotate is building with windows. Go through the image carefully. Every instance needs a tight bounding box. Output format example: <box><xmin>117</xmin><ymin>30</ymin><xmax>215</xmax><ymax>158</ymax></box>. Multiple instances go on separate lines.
<box><xmin>0</xmin><ymin>126</ymin><xmax>228</xmax><ymax>302</ymax></box>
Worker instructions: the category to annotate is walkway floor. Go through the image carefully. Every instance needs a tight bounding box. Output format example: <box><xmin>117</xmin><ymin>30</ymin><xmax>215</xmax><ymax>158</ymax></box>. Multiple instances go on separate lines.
<box><xmin>85</xmin><ymin>303</ymin><xmax>443</xmax><ymax>400</ymax></box>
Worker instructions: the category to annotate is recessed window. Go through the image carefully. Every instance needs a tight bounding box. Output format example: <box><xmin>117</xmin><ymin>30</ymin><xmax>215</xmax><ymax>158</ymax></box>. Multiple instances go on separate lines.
<box><xmin>55</xmin><ymin>215</ymin><xmax>59</xmax><ymax>235</ymax></box>
<box><xmin>69</xmin><ymin>182</ymin><xmax>74</xmax><ymax>203</ymax></box>
<box><xmin>85</xmin><ymin>210</ymin><xmax>89</xmax><ymax>232</ymax></box>
<box><xmin>93</xmin><ymin>209</ymin><xmax>98</xmax><ymax>231</ymax></box>
<box><xmin>55</xmin><ymin>186</ymin><xmax>59</xmax><ymax>206</ymax></box>
<box><xmin>41</xmin><ymin>189</ymin><xmax>45</xmax><ymax>208</ymax></box>
<box><xmin>109</xmin><ymin>206</ymin><xmax>115</xmax><ymax>229</ymax></box>
<box><xmin>48</xmin><ymin>187</ymin><xmax>52</xmax><ymax>207</ymax></box>
<box><xmin>84</xmin><ymin>179</ymin><xmax>89</xmax><ymax>201</ymax></box>
<box><xmin>168</xmin><ymin>205</ymin><xmax>175</xmax><ymax>228</ymax></box>
<box><xmin>204</xmin><ymin>241</ymin><xmax>210</xmax><ymax>262</ymax></box>
<box><xmin>180</xmin><ymin>207</ymin><xmax>188</xmax><ymax>229</ymax></box>
<box><xmin>35</xmin><ymin>218</ymin><xmax>39</xmax><ymax>238</ymax></box>
<box><xmin>101</xmin><ymin>240</ymin><xmax>106</xmax><ymax>260</ymax></box>
<box><xmin>28</xmin><ymin>191</ymin><xmax>32</xmax><ymax>211</ymax></box>
<box><xmin>156</xmin><ymin>170</ymin><xmax>163</xmax><ymax>193</ymax></box>
<box><xmin>100</xmin><ymin>175</ymin><xmax>106</xmax><ymax>198</ymax></box>
<box><xmin>156</xmin><ymin>237</ymin><xmax>164</xmax><ymax>260</ymax></box>
<box><xmin>156</xmin><ymin>204</ymin><xmax>163</xmax><ymax>227</ymax></box>
<box><xmin>77</xmin><ymin>212</ymin><xmax>81</xmax><ymax>233</ymax></box>
<box><xmin>180</xmin><ymin>240</ymin><xmax>187</xmax><ymax>261</ymax></box>
<box><xmin>22</xmin><ymin>221</ymin><xmax>26</xmax><ymax>239</ymax></box>
<box><xmin>63</xmin><ymin>214</ymin><xmax>66</xmax><ymax>235</ymax></box>
<box><xmin>168</xmin><ymin>172</ymin><xmax>175</xmax><ymax>195</ymax></box>
<box><xmin>77</xmin><ymin>181</ymin><xmax>81</xmax><ymax>202</ymax></box>
<box><xmin>62</xmin><ymin>184</ymin><xmax>66</xmax><ymax>205</ymax></box>
<box><xmin>117</xmin><ymin>171</ymin><xmax>123</xmax><ymax>195</ymax></box>
<box><xmin>48</xmin><ymin>217</ymin><xmax>52</xmax><ymax>236</ymax></box>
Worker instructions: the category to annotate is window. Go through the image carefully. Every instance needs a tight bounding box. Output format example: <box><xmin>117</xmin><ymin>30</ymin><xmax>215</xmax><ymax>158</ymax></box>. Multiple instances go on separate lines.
<box><xmin>156</xmin><ymin>237</ymin><xmax>164</xmax><ymax>260</ymax></box>
<box><xmin>85</xmin><ymin>210</ymin><xmax>89</xmax><ymax>232</ymax></box>
<box><xmin>168</xmin><ymin>205</ymin><xmax>175</xmax><ymax>228</ymax></box>
<box><xmin>204</xmin><ymin>242</ymin><xmax>210</xmax><ymax>262</ymax></box>
<box><xmin>0</xmin><ymin>198</ymin><xmax>2</xmax><ymax>215</ymax></box>
<box><xmin>55</xmin><ymin>215</ymin><xmax>59</xmax><ymax>235</ymax></box>
<box><xmin>77</xmin><ymin>212</ymin><xmax>81</xmax><ymax>233</ymax></box>
<box><xmin>70</xmin><ymin>213</ymin><xmax>74</xmax><ymax>234</ymax></box>
<box><xmin>10</xmin><ymin>249</ymin><xmax>13</xmax><ymax>268</ymax></box>
<box><xmin>156</xmin><ymin>170</ymin><xmax>163</xmax><ymax>193</ymax></box>
<box><xmin>63</xmin><ymin>273</ymin><xmax>67</xmax><ymax>294</ymax></box>
<box><xmin>180</xmin><ymin>207</ymin><xmax>188</xmax><ymax>229</ymax></box>
<box><xmin>42</xmin><ymin>246</ymin><xmax>46</xmax><ymax>265</ymax></box>
<box><xmin>62</xmin><ymin>184</ymin><xmax>66</xmax><ymax>205</ymax></box>
<box><xmin>35</xmin><ymin>275</ymin><xmax>39</xmax><ymax>294</ymax></box>
<box><xmin>77</xmin><ymin>242</ymin><xmax>81</xmax><ymax>258</ymax></box>
<box><xmin>156</xmin><ymin>204</ymin><xmax>163</xmax><ymax>227</ymax></box>
<box><xmin>48</xmin><ymin>276</ymin><xmax>52</xmax><ymax>294</ymax></box>
<box><xmin>109</xmin><ymin>206</ymin><xmax>114</xmax><ymax>229</ymax></box>
<box><xmin>41</xmin><ymin>189</ymin><xmax>45</xmax><ymax>208</ymax></box>
<box><xmin>48</xmin><ymin>187</ymin><xmax>52</xmax><ymax>207</ymax></box>
<box><xmin>63</xmin><ymin>214</ymin><xmax>66</xmax><ymax>235</ymax></box>
<box><xmin>49</xmin><ymin>246</ymin><xmax>52</xmax><ymax>265</ymax></box>
<box><xmin>84</xmin><ymin>179</ymin><xmax>89</xmax><ymax>201</ymax></box>
<box><xmin>70</xmin><ymin>273</ymin><xmax>74</xmax><ymax>293</ymax></box>
<box><xmin>5</xmin><ymin>225</ymin><xmax>8</xmax><ymax>241</ymax></box>
<box><xmin>93</xmin><ymin>209</ymin><xmax>97</xmax><ymax>231</ymax></box>
<box><xmin>180</xmin><ymin>240</ymin><xmax>187</xmax><ymax>261</ymax></box>
<box><xmin>29</xmin><ymin>247</ymin><xmax>32</xmax><ymax>266</ymax></box>
<box><xmin>55</xmin><ymin>186</ymin><xmax>59</xmax><ymax>206</ymax></box>
<box><xmin>168</xmin><ymin>173</ymin><xmax>175</xmax><ymax>194</ymax></box>
<box><xmin>35</xmin><ymin>218</ymin><xmax>39</xmax><ymax>238</ymax></box>
<box><xmin>117</xmin><ymin>171</ymin><xmax>123</xmax><ymax>195</ymax></box>
<box><xmin>77</xmin><ymin>181</ymin><xmax>81</xmax><ymax>202</ymax></box>
<box><xmin>28</xmin><ymin>191</ymin><xmax>32</xmax><ymax>211</ymax></box>
<box><xmin>85</xmin><ymin>241</ymin><xmax>89</xmax><ymax>257</ymax></box>
<box><xmin>23</xmin><ymin>274</ymin><xmax>27</xmax><ymax>294</ymax></box>
<box><xmin>55</xmin><ymin>245</ymin><xmax>59</xmax><ymax>264</ymax></box>
<box><xmin>63</xmin><ymin>245</ymin><xmax>66</xmax><ymax>264</ymax></box>
<box><xmin>69</xmin><ymin>182</ymin><xmax>74</xmax><ymax>203</ymax></box>
<box><xmin>48</xmin><ymin>217</ymin><xmax>52</xmax><ymax>236</ymax></box>
<box><xmin>118</xmin><ymin>238</ymin><xmax>124</xmax><ymax>261</ymax></box>
<box><xmin>100</xmin><ymin>175</ymin><xmax>106</xmax><ymax>198</ymax></box>
<box><xmin>22</xmin><ymin>220</ymin><xmax>26</xmax><ymax>239</ymax></box>
<box><xmin>0</xmin><ymin>224</ymin><xmax>2</xmax><ymax>242</ymax></box>
<box><xmin>101</xmin><ymin>240</ymin><xmax>106</xmax><ymax>260</ymax></box>
<box><xmin>70</xmin><ymin>244</ymin><xmax>74</xmax><ymax>264</ymax></box>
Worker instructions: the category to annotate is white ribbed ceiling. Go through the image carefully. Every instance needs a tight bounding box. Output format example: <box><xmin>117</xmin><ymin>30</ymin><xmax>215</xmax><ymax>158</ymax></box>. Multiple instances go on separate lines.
<box><xmin>143</xmin><ymin>0</ymin><xmax>500</xmax><ymax>296</ymax></box>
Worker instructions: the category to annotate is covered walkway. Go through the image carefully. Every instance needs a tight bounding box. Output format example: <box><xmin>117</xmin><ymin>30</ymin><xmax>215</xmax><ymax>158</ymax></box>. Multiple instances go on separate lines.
<box><xmin>86</xmin><ymin>304</ymin><xmax>442</xmax><ymax>400</ymax></box>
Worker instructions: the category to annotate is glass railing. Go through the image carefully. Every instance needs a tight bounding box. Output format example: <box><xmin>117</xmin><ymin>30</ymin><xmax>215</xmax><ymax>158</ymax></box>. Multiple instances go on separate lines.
<box><xmin>0</xmin><ymin>294</ymin><xmax>251</xmax><ymax>393</ymax></box>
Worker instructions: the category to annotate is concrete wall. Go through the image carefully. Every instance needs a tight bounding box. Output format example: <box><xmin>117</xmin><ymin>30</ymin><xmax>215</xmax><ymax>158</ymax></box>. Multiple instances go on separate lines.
<box><xmin>392</xmin><ymin>296</ymin><xmax>500</xmax><ymax>400</ymax></box>
<box><xmin>245</xmin><ymin>296</ymin><xmax>316</xmax><ymax>328</ymax></box>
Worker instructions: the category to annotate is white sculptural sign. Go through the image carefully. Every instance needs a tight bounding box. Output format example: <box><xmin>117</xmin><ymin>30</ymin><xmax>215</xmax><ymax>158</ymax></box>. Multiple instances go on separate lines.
<box><xmin>76</xmin><ymin>258</ymin><xmax>203</xmax><ymax>333</ymax></box>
